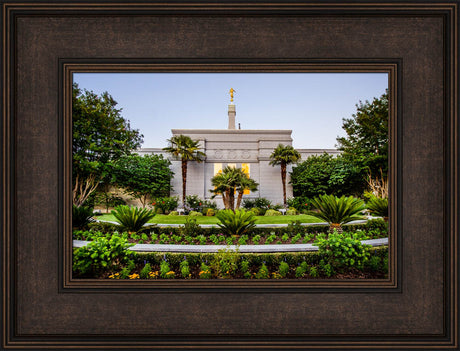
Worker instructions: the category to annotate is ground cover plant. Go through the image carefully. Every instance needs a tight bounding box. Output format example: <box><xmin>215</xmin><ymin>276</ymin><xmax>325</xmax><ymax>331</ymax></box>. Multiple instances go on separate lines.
<box><xmin>73</xmin><ymin>246</ymin><xmax>388</xmax><ymax>280</ymax></box>
<box><xmin>73</xmin><ymin>218</ymin><xmax>388</xmax><ymax>246</ymax></box>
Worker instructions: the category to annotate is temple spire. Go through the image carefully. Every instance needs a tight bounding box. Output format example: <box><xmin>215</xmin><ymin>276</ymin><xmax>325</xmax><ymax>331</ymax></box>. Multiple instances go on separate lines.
<box><xmin>228</xmin><ymin>88</ymin><xmax>236</xmax><ymax>129</ymax></box>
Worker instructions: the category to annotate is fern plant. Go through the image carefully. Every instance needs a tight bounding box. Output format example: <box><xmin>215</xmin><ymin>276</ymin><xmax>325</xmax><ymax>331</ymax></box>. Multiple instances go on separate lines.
<box><xmin>306</xmin><ymin>194</ymin><xmax>366</xmax><ymax>233</ymax></box>
<box><xmin>216</xmin><ymin>209</ymin><xmax>257</xmax><ymax>236</ymax></box>
<box><xmin>366</xmin><ymin>195</ymin><xmax>389</xmax><ymax>220</ymax></box>
<box><xmin>72</xmin><ymin>205</ymin><xmax>94</xmax><ymax>229</ymax></box>
<box><xmin>111</xmin><ymin>205</ymin><xmax>156</xmax><ymax>233</ymax></box>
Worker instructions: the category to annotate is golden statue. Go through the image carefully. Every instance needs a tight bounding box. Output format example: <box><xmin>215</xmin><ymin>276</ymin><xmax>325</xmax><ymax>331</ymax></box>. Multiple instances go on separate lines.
<box><xmin>229</xmin><ymin>88</ymin><xmax>235</xmax><ymax>102</ymax></box>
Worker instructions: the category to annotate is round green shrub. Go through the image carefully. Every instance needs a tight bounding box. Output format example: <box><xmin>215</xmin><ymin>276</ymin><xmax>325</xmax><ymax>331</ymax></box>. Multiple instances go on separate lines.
<box><xmin>189</xmin><ymin>211</ymin><xmax>203</xmax><ymax>217</ymax></box>
<box><xmin>169</xmin><ymin>211</ymin><xmax>179</xmax><ymax>216</ymax></box>
<box><xmin>250</xmin><ymin>207</ymin><xmax>261</xmax><ymax>216</ymax></box>
<box><xmin>264</xmin><ymin>209</ymin><xmax>282</xmax><ymax>216</ymax></box>
<box><xmin>156</xmin><ymin>208</ymin><xmax>164</xmax><ymax>214</ymax></box>
<box><xmin>286</xmin><ymin>209</ymin><xmax>297</xmax><ymax>216</ymax></box>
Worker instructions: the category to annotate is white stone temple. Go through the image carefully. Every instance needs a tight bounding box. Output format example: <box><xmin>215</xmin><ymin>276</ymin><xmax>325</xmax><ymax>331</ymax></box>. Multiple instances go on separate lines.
<box><xmin>137</xmin><ymin>93</ymin><xmax>339</xmax><ymax>207</ymax></box>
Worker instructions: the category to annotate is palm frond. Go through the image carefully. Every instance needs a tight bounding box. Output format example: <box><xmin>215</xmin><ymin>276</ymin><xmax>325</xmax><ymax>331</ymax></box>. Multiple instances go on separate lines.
<box><xmin>307</xmin><ymin>194</ymin><xmax>366</xmax><ymax>230</ymax></box>
<box><xmin>111</xmin><ymin>205</ymin><xmax>156</xmax><ymax>233</ymax></box>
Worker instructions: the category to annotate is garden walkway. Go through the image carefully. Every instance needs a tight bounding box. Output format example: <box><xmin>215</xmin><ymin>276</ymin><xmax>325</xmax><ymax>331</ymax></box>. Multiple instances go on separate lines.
<box><xmin>73</xmin><ymin>237</ymin><xmax>388</xmax><ymax>253</ymax></box>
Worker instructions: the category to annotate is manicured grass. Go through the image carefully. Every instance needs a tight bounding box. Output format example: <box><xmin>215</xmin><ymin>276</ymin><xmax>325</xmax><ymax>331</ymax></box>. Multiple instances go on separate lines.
<box><xmin>96</xmin><ymin>213</ymin><xmax>321</xmax><ymax>225</ymax></box>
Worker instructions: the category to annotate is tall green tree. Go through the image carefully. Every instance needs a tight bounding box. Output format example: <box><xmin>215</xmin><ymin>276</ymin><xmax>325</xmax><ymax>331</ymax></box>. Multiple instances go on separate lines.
<box><xmin>72</xmin><ymin>83</ymin><xmax>143</xmax><ymax>206</ymax></box>
<box><xmin>111</xmin><ymin>154</ymin><xmax>173</xmax><ymax>207</ymax></box>
<box><xmin>336</xmin><ymin>90</ymin><xmax>388</xmax><ymax>178</ymax></box>
<box><xmin>269</xmin><ymin>144</ymin><xmax>301</xmax><ymax>206</ymax></box>
<box><xmin>163</xmin><ymin>135</ymin><xmax>206</xmax><ymax>205</ymax></box>
<box><xmin>290</xmin><ymin>153</ymin><xmax>364</xmax><ymax>198</ymax></box>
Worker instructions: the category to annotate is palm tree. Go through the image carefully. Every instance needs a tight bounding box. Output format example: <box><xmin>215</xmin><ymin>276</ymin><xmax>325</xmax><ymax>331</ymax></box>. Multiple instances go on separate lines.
<box><xmin>210</xmin><ymin>166</ymin><xmax>258</xmax><ymax>211</ymax></box>
<box><xmin>269</xmin><ymin>144</ymin><xmax>301</xmax><ymax>206</ymax></box>
<box><xmin>306</xmin><ymin>194</ymin><xmax>366</xmax><ymax>233</ymax></box>
<box><xmin>366</xmin><ymin>195</ymin><xmax>389</xmax><ymax>221</ymax></box>
<box><xmin>163</xmin><ymin>135</ymin><xmax>206</xmax><ymax>205</ymax></box>
<box><xmin>235</xmin><ymin>173</ymin><xmax>259</xmax><ymax>210</ymax></box>
<box><xmin>210</xmin><ymin>169</ymin><xmax>235</xmax><ymax>210</ymax></box>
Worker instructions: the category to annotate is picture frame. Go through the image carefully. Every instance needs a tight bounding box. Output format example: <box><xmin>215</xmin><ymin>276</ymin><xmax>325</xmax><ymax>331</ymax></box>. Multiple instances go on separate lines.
<box><xmin>1</xmin><ymin>1</ymin><xmax>458</xmax><ymax>349</ymax></box>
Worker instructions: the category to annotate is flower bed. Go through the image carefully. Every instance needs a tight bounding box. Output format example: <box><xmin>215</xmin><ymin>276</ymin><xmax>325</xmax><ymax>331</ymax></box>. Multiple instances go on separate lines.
<box><xmin>74</xmin><ymin>247</ymin><xmax>388</xmax><ymax>280</ymax></box>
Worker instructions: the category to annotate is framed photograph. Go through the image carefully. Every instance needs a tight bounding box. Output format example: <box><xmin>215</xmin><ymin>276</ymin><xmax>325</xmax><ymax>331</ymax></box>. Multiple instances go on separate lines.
<box><xmin>2</xmin><ymin>1</ymin><xmax>458</xmax><ymax>349</ymax></box>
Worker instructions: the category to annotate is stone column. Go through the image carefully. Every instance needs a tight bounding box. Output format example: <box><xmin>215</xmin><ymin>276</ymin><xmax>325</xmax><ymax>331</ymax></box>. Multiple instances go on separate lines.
<box><xmin>228</xmin><ymin>104</ymin><xmax>236</xmax><ymax>129</ymax></box>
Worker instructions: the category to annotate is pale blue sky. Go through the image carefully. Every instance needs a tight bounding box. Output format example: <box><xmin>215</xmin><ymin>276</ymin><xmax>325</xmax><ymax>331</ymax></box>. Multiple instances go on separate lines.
<box><xmin>73</xmin><ymin>73</ymin><xmax>388</xmax><ymax>149</ymax></box>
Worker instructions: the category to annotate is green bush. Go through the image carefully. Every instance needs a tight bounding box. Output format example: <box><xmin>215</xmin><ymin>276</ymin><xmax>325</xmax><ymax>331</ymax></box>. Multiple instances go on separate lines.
<box><xmin>160</xmin><ymin>260</ymin><xmax>175</xmax><ymax>279</ymax></box>
<box><xmin>307</xmin><ymin>194</ymin><xmax>366</xmax><ymax>232</ymax></box>
<box><xmin>189</xmin><ymin>211</ymin><xmax>203</xmax><ymax>217</ymax></box>
<box><xmin>72</xmin><ymin>205</ymin><xmax>94</xmax><ymax>229</ymax></box>
<box><xmin>216</xmin><ymin>209</ymin><xmax>257</xmax><ymax>236</ymax></box>
<box><xmin>153</xmin><ymin>196</ymin><xmax>178</xmax><ymax>214</ymax></box>
<box><xmin>243</xmin><ymin>198</ymin><xmax>272</xmax><ymax>215</ymax></box>
<box><xmin>111</xmin><ymin>205</ymin><xmax>156</xmax><ymax>233</ymax></box>
<box><xmin>180</xmin><ymin>259</ymin><xmax>191</xmax><ymax>278</ymax></box>
<box><xmin>180</xmin><ymin>217</ymin><xmax>201</xmax><ymax>237</ymax></box>
<box><xmin>169</xmin><ymin>211</ymin><xmax>179</xmax><ymax>216</ymax></box>
<box><xmin>255</xmin><ymin>263</ymin><xmax>269</xmax><ymax>279</ymax></box>
<box><xmin>264</xmin><ymin>209</ymin><xmax>282</xmax><ymax>216</ymax></box>
<box><xmin>140</xmin><ymin>263</ymin><xmax>152</xmax><ymax>279</ymax></box>
<box><xmin>185</xmin><ymin>195</ymin><xmax>204</xmax><ymax>212</ymax></box>
<box><xmin>205</xmin><ymin>208</ymin><xmax>215</xmax><ymax>216</ymax></box>
<box><xmin>212</xmin><ymin>248</ymin><xmax>239</xmax><ymax>278</ymax></box>
<box><xmin>94</xmin><ymin>192</ymin><xmax>126</xmax><ymax>213</ymax></box>
<box><xmin>286</xmin><ymin>209</ymin><xmax>297</xmax><ymax>216</ymax></box>
<box><xmin>278</xmin><ymin>261</ymin><xmax>290</xmax><ymax>277</ymax></box>
<box><xmin>290</xmin><ymin>153</ymin><xmax>365</xmax><ymax>198</ymax></box>
<box><xmin>366</xmin><ymin>195</ymin><xmax>389</xmax><ymax>218</ymax></box>
<box><xmin>199</xmin><ymin>263</ymin><xmax>212</xmax><ymax>279</ymax></box>
<box><xmin>73</xmin><ymin>233</ymin><xmax>133</xmax><ymax>276</ymax></box>
<box><xmin>87</xmin><ymin>221</ymin><xmax>119</xmax><ymax>233</ymax></box>
<box><xmin>314</xmin><ymin>231</ymin><xmax>371</xmax><ymax>270</ymax></box>
<box><xmin>287</xmin><ymin>196</ymin><xmax>311</xmax><ymax>213</ymax></box>
<box><xmin>249</xmin><ymin>207</ymin><xmax>260</xmax><ymax>216</ymax></box>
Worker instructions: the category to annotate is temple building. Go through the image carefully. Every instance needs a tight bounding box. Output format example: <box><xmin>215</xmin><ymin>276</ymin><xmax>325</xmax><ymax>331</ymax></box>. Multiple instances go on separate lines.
<box><xmin>137</xmin><ymin>91</ymin><xmax>340</xmax><ymax>207</ymax></box>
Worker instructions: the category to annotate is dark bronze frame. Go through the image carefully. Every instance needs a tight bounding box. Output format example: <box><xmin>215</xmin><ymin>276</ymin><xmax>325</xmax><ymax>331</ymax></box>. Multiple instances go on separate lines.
<box><xmin>2</xmin><ymin>1</ymin><xmax>458</xmax><ymax>349</ymax></box>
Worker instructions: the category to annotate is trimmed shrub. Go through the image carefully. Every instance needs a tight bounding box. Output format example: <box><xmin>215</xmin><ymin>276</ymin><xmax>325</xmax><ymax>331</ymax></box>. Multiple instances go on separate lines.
<box><xmin>169</xmin><ymin>211</ymin><xmax>179</xmax><ymax>216</ymax></box>
<box><xmin>264</xmin><ymin>209</ymin><xmax>282</xmax><ymax>216</ymax></box>
<box><xmin>286</xmin><ymin>209</ymin><xmax>297</xmax><ymax>216</ymax></box>
<box><xmin>189</xmin><ymin>211</ymin><xmax>203</xmax><ymax>217</ymax></box>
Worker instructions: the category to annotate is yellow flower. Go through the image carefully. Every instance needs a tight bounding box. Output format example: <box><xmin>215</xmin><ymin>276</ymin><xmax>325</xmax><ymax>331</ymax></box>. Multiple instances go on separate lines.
<box><xmin>128</xmin><ymin>273</ymin><xmax>140</xmax><ymax>279</ymax></box>
<box><xmin>109</xmin><ymin>272</ymin><xmax>121</xmax><ymax>279</ymax></box>
<box><xmin>148</xmin><ymin>271</ymin><xmax>159</xmax><ymax>278</ymax></box>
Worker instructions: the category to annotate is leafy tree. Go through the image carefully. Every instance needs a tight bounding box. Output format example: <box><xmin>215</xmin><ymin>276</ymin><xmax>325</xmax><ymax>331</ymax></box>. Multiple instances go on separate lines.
<box><xmin>111</xmin><ymin>154</ymin><xmax>173</xmax><ymax>207</ymax></box>
<box><xmin>336</xmin><ymin>90</ymin><xmax>388</xmax><ymax>178</ymax></box>
<box><xmin>163</xmin><ymin>135</ymin><xmax>206</xmax><ymax>205</ymax></box>
<box><xmin>269</xmin><ymin>144</ymin><xmax>301</xmax><ymax>206</ymax></box>
<box><xmin>290</xmin><ymin>153</ymin><xmax>365</xmax><ymax>198</ymax></box>
<box><xmin>210</xmin><ymin>166</ymin><xmax>258</xmax><ymax>211</ymax></box>
<box><xmin>72</xmin><ymin>83</ymin><xmax>143</xmax><ymax>206</ymax></box>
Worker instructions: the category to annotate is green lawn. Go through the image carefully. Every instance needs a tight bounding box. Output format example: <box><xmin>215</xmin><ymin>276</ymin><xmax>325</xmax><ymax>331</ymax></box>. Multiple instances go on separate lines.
<box><xmin>96</xmin><ymin>213</ymin><xmax>321</xmax><ymax>225</ymax></box>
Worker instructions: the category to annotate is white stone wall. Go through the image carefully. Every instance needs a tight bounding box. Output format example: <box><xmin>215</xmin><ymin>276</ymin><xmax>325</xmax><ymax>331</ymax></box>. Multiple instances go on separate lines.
<box><xmin>136</xmin><ymin>134</ymin><xmax>340</xmax><ymax>208</ymax></box>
